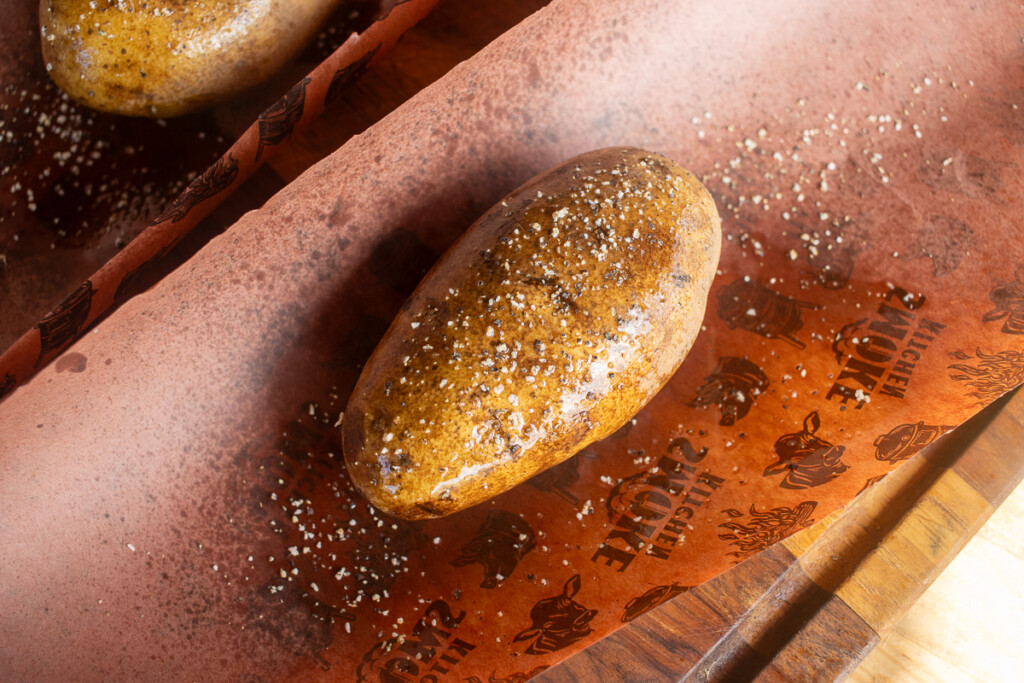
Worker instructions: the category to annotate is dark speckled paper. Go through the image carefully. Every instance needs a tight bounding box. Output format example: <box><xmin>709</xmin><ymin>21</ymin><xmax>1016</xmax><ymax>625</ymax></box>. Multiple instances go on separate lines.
<box><xmin>1</xmin><ymin>0</ymin><xmax>1023</xmax><ymax>680</ymax></box>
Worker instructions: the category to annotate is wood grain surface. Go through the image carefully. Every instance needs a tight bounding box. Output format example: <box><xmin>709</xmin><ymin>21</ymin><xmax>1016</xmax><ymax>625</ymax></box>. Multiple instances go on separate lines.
<box><xmin>851</xmin><ymin>480</ymin><xmax>1024</xmax><ymax>682</ymax></box>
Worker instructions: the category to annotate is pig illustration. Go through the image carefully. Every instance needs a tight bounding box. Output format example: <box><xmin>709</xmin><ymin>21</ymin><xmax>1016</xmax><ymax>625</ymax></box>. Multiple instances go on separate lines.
<box><xmin>513</xmin><ymin>575</ymin><xmax>597</xmax><ymax>655</ymax></box>
<box><xmin>527</xmin><ymin>455</ymin><xmax>581</xmax><ymax>504</ymax></box>
<box><xmin>716</xmin><ymin>278</ymin><xmax>817</xmax><ymax>349</ymax></box>
<box><xmin>688</xmin><ymin>356</ymin><xmax>769</xmax><ymax>426</ymax></box>
<box><xmin>763</xmin><ymin>411</ymin><xmax>848</xmax><ymax>489</ymax></box>
<box><xmin>983</xmin><ymin>265</ymin><xmax>1024</xmax><ymax>335</ymax></box>
<box><xmin>450</xmin><ymin>510</ymin><xmax>536</xmax><ymax>589</ymax></box>
<box><xmin>526</xmin><ymin>451</ymin><xmax>597</xmax><ymax>505</ymax></box>
<box><xmin>813</xmin><ymin>241</ymin><xmax>860</xmax><ymax>290</ymax></box>
<box><xmin>800</xmin><ymin>221</ymin><xmax>866</xmax><ymax>291</ymax></box>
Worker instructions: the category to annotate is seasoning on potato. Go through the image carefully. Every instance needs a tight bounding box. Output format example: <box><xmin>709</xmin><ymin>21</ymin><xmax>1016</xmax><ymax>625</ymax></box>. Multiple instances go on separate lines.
<box><xmin>343</xmin><ymin>147</ymin><xmax>722</xmax><ymax>519</ymax></box>
<box><xmin>39</xmin><ymin>0</ymin><xmax>341</xmax><ymax>117</ymax></box>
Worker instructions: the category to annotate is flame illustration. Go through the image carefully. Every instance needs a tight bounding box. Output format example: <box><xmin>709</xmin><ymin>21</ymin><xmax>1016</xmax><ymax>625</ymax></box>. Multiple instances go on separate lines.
<box><xmin>948</xmin><ymin>347</ymin><xmax>1024</xmax><ymax>405</ymax></box>
<box><xmin>717</xmin><ymin>501</ymin><xmax>818</xmax><ymax>562</ymax></box>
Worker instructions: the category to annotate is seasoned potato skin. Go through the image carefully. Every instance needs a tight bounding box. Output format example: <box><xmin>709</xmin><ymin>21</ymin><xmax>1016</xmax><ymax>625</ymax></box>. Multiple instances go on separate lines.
<box><xmin>344</xmin><ymin>147</ymin><xmax>721</xmax><ymax>519</ymax></box>
<box><xmin>39</xmin><ymin>0</ymin><xmax>340</xmax><ymax>117</ymax></box>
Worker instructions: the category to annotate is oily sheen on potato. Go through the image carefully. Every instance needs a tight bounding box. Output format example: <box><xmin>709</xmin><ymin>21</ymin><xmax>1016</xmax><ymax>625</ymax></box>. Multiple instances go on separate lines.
<box><xmin>39</xmin><ymin>0</ymin><xmax>340</xmax><ymax>117</ymax></box>
<box><xmin>343</xmin><ymin>147</ymin><xmax>722</xmax><ymax>519</ymax></box>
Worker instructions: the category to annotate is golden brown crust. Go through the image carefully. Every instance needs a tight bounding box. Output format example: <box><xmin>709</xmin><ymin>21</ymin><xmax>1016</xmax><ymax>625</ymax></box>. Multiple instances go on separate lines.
<box><xmin>39</xmin><ymin>0</ymin><xmax>340</xmax><ymax>117</ymax></box>
<box><xmin>343</xmin><ymin>147</ymin><xmax>721</xmax><ymax>519</ymax></box>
